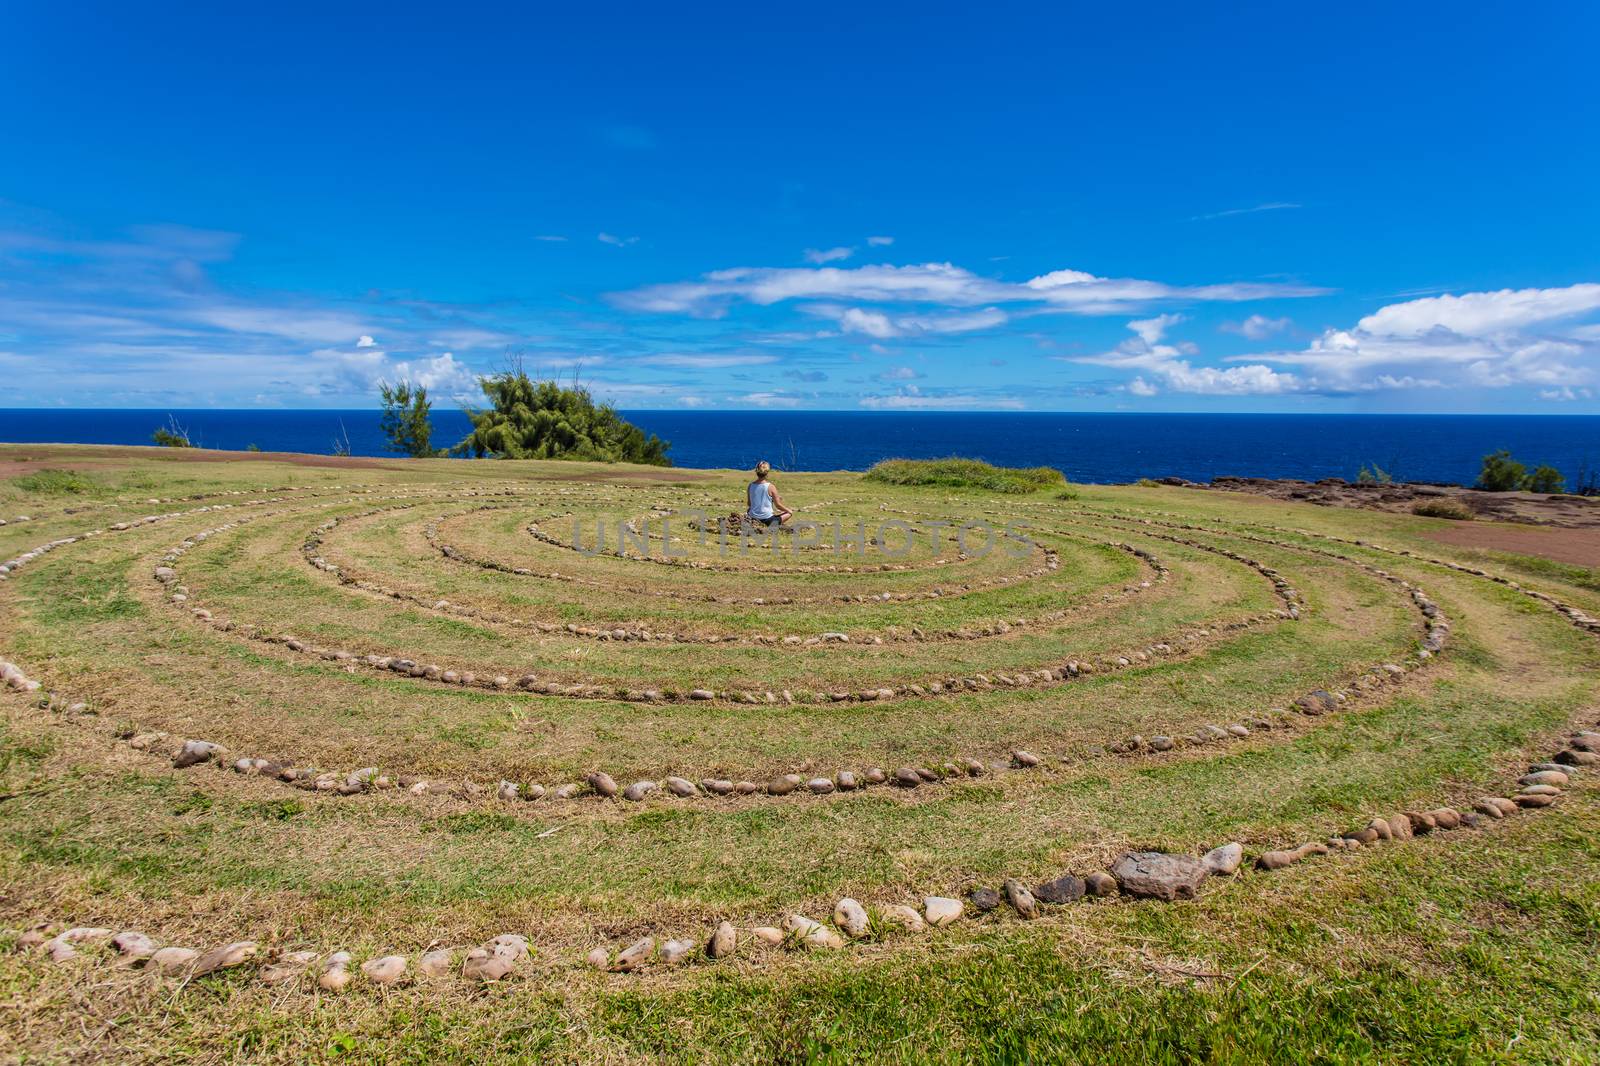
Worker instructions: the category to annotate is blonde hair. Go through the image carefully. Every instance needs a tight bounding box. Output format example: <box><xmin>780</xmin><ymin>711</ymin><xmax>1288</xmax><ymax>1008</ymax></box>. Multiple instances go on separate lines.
<box><xmin>754</xmin><ymin>460</ymin><xmax>771</xmax><ymax>478</ymax></box>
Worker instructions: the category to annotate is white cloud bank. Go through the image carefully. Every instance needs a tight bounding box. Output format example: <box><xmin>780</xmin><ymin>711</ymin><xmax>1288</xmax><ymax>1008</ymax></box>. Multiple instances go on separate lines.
<box><xmin>1086</xmin><ymin>284</ymin><xmax>1600</xmax><ymax>398</ymax></box>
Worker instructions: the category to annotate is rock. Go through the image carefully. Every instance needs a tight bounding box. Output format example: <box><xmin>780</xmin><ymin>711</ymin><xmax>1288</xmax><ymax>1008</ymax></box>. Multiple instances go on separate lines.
<box><xmin>1387</xmin><ymin>815</ymin><xmax>1413</xmax><ymax>840</ymax></box>
<box><xmin>418</xmin><ymin>949</ymin><xmax>453</xmax><ymax>977</ymax></box>
<box><xmin>587</xmin><ymin>771</ymin><xmax>619</xmax><ymax>798</ymax></box>
<box><xmin>1405</xmin><ymin>811</ymin><xmax>1438</xmax><ymax>834</ymax></box>
<box><xmin>782</xmin><ymin>915</ymin><xmax>843</xmax><ymax>949</ymax></box>
<box><xmin>707</xmin><ymin>921</ymin><xmax>737</xmax><ymax>959</ymax></box>
<box><xmin>623</xmin><ymin>780</ymin><xmax>657</xmax><ymax>801</ymax></box>
<box><xmin>1516</xmin><ymin>793</ymin><xmax>1555</xmax><ymax>808</ymax></box>
<box><xmin>1110</xmin><ymin>851</ymin><xmax>1208</xmax><ymax>901</ymax></box>
<box><xmin>1473</xmin><ymin>799</ymin><xmax>1506</xmax><ymax>819</ymax></box>
<box><xmin>1011</xmin><ymin>750</ymin><xmax>1040</xmax><ymax>768</ymax></box>
<box><xmin>173</xmin><ymin>739</ymin><xmax>225</xmax><ymax>768</ymax></box>
<box><xmin>1520</xmin><ymin>784</ymin><xmax>1562</xmax><ymax>797</ymax></box>
<box><xmin>750</xmin><ymin>926</ymin><xmax>783</xmax><ymax>945</ymax></box>
<box><xmin>612</xmin><ymin>936</ymin><xmax>655</xmax><ymax>972</ymax></box>
<box><xmin>734</xmin><ymin>781</ymin><xmax>759</xmax><ymax>794</ymax></box>
<box><xmin>1034</xmin><ymin>874</ymin><xmax>1086</xmax><ymax>904</ymax></box>
<box><xmin>689</xmin><ymin>689</ymin><xmax>716</xmax><ymax>700</ymax></box>
<box><xmin>1344</xmin><ymin>827</ymin><xmax>1380</xmax><ymax>845</ymax></box>
<box><xmin>1202</xmin><ymin>843</ymin><xmax>1244</xmax><ymax>877</ymax></box>
<box><xmin>192</xmin><ymin>940</ymin><xmax>257</xmax><ymax>976</ymax></box>
<box><xmin>1003</xmin><ymin>879</ymin><xmax>1040</xmax><ymax>918</ymax></box>
<box><xmin>768</xmin><ymin>774</ymin><xmax>801</xmax><ymax>796</ymax></box>
<box><xmin>1556</xmin><ymin>749</ymin><xmax>1600</xmax><ymax>767</ymax></box>
<box><xmin>1367</xmin><ymin>817</ymin><xmax>1393</xmax><ymax>841</ymax></box>
<box><xmin>807</xmin><ymin>777</ymin><xmax>836</xmax><ymax>795</ymax></box>
<box><xmin>260</xmin><ymin>951</ymin><xmax>318</xmax><ymax>985</ymax></box>
<box><xmin>969</xmin><ymin>887</ymin><xmax>1001</xmax><ymax>913</ymax></box>
<box><xmin>489</xmin><ymin>934</ymin><xmax>530</xmax><ymax>961</ymax></box>
<box><xmin>112</xmin><ymin>931</ymin><xmax>157</xmax><ymax>959</ymax></box>
<box><xmin>893</xmin><ymin>767</ymin><xmax>922</xmax><ymax>788</ymax></box>
<box><xmin>883</xmin><ymin>904</ymin><xmax>926</xmax><ymax>932</ymax></box>
<box><xmin>833</xmin><ymin>898</ymin><xmax>870</xmax><ymax>938</ymax></box>
<box><xmin>660</xmin><ymin>939</ymin><xmax>695</xmax><ymax>966</ymax></box>
<box><xmin>924</xmin><ymin>896</ymin><xmax>964</xmax><ymax>927</ymax></box>
<box><xmin>702</xmin><ymin>779</ymin><xmax>734</xmax><ymax>796</ymax></box>
<box><xmin>362</xmin><ymin>955</ymin><xmax>407</xmax><ymax>985</ymax></box>
<box><xmin>151</xmin><ymin>946</ymin><xmax>199</xmax><ymax>974</ymax></box>
<box><xmin>863</xmin><ymin>768</ymin><xmax>887</xmax><ymax>785</ymax></box>
<box><xmin>1257</xmin><ymin>843</ymin><xmax>1328</xmax><ymax>870</ymax></box>
<box><xmin>1428</xmin><ymin>807</ymin><xmax>1461</xmax><ymax>830</ymax></box>
<box><xmin>1295</xmin><ymin>690</ymin><xmax>1337</xmax><ymax>715</ymax></box>
<box><xmin>1149</xmin><ymin>736</ymin><xmax>1174</xmax><ymax>752</ymax></box>
<box><xmin>836</xmin><ymin>771</ymin><xmax>858</xmax><ymax>791</ymax></box>
<box><xmin>586</xmin><ymin>947</ymin><xmax>610</xmax><ymax>969</ymax></box>
<box><xmin>463</xmin><ymin>954</ymin><xmax>516</xmax><ymax>982</ymax></box>
<box><xmin>496</xmin><ymin>780</ymin><xmax>520</xmax><ymax>801</ymax></box>
<box><xmin>1085</xmin><ymin>872</ymin><xmax>1118</xmax><ymax>897</ymax></box>
<box><xmin>1521</xmin><ymin>770</ymin><xmax>1569</xmax><ymax>787</ymax></box>
<box><xmin>664</xmin><ymin>776</ymin><xmax>698</xmax><ymax>797</ymax></box>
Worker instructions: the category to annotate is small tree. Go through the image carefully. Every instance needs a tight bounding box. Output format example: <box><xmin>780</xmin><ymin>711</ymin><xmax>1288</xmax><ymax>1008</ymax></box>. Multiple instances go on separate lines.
<box><xmin>1475</xmin><ymin>450</ymin><xmax>1526</xmax><ymax>492</ymax></box>
<box><xmin>152</xmin><ymin>415</ymin><xmax>194</xmax><ymax>448</ymax></box>
<box><xmin>453</xmin><ymin>367</ymin><xmax>669</xmax><ymax>465</ymax></box>
<box><xmin>1525</xmin><ymin>465</ymin><xmax>1566</xmax><ymax>494</ymax></box>
<box><xmin>379</xmin><ymin>381</ymin><xmax>435</xmax><ymax>458</ymax></box>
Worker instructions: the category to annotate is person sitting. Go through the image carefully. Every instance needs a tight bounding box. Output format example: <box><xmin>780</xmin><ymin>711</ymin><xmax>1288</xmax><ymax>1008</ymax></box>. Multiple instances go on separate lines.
<box><xmin>747</xmin><ymin>460</ymin><xmax>792</xmax><ymax>527</ymax></box>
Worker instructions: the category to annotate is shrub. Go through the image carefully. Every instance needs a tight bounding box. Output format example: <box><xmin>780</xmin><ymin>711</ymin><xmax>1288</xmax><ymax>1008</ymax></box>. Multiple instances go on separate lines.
<box><xmin>14</xmin><ymin>469</ymin><xmax>96</xmax><ymax>495</ymax></box>
<box><xmin>1412</xmin><ymin>499</ymin><xmax>1473</xmax><ymax>520</ymax></box>
<box><xmin>454</xmin><ymin>370</ymin><xmax>670</xmax><ymax>465</ymax></box>
<box><xmin>864</xmin><ymin>458</ymin><xmax>1067</xmax><ymax>494</ymax></box>
<box><xmin>1356</xmin><ymin>464</ymin><xmax>1394</xmax><ymax>485</ymax></box>
<box><xmin>152</xmin><ymin>415</ymin><xmax>194</xmax><ymax>448</ymax></box>
<box><xmin>1525</xmin><ymin>465</ymin><xmax>1566</xmax><ymax>494</ymax></box>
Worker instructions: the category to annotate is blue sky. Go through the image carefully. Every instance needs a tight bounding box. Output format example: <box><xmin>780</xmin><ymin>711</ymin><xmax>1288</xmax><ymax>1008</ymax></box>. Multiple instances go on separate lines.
<box><xmin>3</xmin><ymin>2</ymin><xmax>1598</xmax><ymax>412</ymax></box>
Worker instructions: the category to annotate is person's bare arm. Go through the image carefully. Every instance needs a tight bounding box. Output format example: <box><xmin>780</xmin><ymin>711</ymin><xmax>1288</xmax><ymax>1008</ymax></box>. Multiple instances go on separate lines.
<box><xmin>770</xmin><ymin>484</ymin><xmax>792</xmax><ymax>516</ymax></box>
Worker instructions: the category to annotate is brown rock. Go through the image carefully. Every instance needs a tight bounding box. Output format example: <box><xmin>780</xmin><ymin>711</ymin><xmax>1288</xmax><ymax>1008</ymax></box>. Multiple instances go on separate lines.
<box><xmin>1110</xmin><ymin>851</ymin><xmax>1207</xmax><ymax>901</ymax></box>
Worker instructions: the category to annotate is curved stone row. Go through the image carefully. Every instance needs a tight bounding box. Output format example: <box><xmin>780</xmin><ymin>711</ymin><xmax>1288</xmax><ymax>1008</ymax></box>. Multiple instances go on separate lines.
<box><xmin>426</xmin><ymin>510</ymin><xmax>1068</xmax><ymax>607</ymax></box>
<box><xmin>12</xmin><ymin>716</ymin><xmax>1592</xmax><ymax>990</ymax></box>
<box><xmin>317</xmin><ymin>509</ymin><xmax>1174</xmax><ymax>646</ymax></box>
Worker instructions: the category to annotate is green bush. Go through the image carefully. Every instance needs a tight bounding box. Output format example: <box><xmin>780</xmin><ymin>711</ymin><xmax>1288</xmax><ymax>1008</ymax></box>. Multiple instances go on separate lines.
<box><xmin>454</xmin><ymin>371</ymin><xmax>670</xmax><ymax>465</ymax></box>
<box><xmin>13</xmin><ymin>469</ymin><xmax>96</xmax><ymax>495</ymax></box>
<box><xmin>1525</xmin><ymin>465</ymin><xmax>1566</xmax><ymax>494</ymax></box>
<box><xmin>1412</xmin><ymin>499</ymin><xmax>1473</xmax><ymax>520</ymax></box>
<box><xmin>864</xmin><ymin>458</ymin><xmax>1067</xmax><ymax>494</ymax></box>
<box><xmin>1475</xmin><ymin>450</ymin><xmax>1525</xmax><ymax>491</ymax></box>
<box><xmin>379</xmin><ymin>380</ymin><xmax>436</xmax><ymax>458</ymax></box>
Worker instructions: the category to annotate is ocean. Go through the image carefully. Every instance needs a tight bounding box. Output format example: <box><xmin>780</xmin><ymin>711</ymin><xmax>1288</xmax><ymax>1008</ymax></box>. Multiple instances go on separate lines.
<box><xmin>2</xmin><ymin>409</ymin><xmax>1598</xmax><ymax>487</ymax></box>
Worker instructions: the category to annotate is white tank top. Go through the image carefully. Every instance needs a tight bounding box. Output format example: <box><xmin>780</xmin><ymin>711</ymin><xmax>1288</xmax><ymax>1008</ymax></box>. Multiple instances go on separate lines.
<box><xmin>747</xmin><ymin>480</ymin><xmax>775</xmax><ymax>518</ymax></box>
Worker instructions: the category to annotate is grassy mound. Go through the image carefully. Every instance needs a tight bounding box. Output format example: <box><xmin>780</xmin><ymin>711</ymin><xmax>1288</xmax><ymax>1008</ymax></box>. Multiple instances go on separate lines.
<box><xmin>864</xmin><ymin>457</ymin><xmax>1067</xmax><ymax>494</ymax></box>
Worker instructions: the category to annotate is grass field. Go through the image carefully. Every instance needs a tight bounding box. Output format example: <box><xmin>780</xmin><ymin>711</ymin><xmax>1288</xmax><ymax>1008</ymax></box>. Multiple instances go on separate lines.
<box><xmin>2</xmin><ymin>444</ymin><xmax>1599</xmax><ymax>1064</ymax></box>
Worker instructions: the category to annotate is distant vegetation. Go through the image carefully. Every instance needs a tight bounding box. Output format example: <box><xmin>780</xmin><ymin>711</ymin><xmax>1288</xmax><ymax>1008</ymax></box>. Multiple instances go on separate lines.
<box><xmin>151</xmin><ymin>416</ymin><xmax>194</xmax><ymax>448</ymax></box>
<box><xmin>1412</xmin><ymin>498</ymin><xmax>1474</xmax><ymax>520</ymax></box>
<box><xmin>453</xmin><ymin>371</ymin><xmax>670</xmax><ymax>465</ymax></box>
<box><xmin>1356</xmin><ymin>463</ymin><xmax>1395</xmax><ymax>485</ymax></box>
<box><xmin>13</xmin><ymin>469</ymin><xmax>97</xmax><ymax>495</ymax></box>
<box><xmin>865</xmin><ymin>457</ymin><xmax>1067</xmax><ymax>494</ymax></box>
<box><xmin>1476</xmin><ymin>450</ymin><xmax>1566</xmax><ymax>494</ymax></box>
<box><xmin>378</xmin><ymin>381</ymin><xmax>437</xmax><ymax>458</ymax></box>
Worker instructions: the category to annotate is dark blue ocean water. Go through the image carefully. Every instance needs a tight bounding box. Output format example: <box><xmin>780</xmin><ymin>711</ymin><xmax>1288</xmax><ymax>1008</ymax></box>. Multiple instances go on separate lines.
<box><xmin>2</xmin><ymin>409</ymin><xmax>1597</xmax><ymax>487</ymax></box>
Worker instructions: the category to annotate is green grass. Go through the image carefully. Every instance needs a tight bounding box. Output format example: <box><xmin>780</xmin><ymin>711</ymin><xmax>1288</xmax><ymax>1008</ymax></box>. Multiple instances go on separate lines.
<box><xmin>2</xmin><ymin>443</ymin><xmax>1600</xmax><ymax>1062</ymax></box>
<box><xmin>865</xmin><ymin>457</ymin><xmax>1069</xmax><ymax>494</ymax></box>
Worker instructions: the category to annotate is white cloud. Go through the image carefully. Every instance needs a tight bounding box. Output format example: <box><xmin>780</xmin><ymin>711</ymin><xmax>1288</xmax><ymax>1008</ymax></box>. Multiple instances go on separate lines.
<box><xmin>598</xmin><ymin>232</ymin><xmax>639</xmax><ymax>247</ymax></box>
<box><xmin>535</xmin><ymin>235</ymin><xmax>568</xmax><ymax>242</ymax></box>
<box><xmin>737</xmin><ymin>390</ymin><xmax>805</xmax><ymax>407</ymax></box>
<box><xmin>613</xmin><ymin>261</ymin><xmax>1328</xmax><ymax>319</ymax></box>
<box><xmin>1068</xmin><ymin>316</ymin><xmax>1302</xmax><ymax>396</ymax></box>
<box><xmin>1247</xmin><ymin>284</ymin><xmax>1600</xmax><ymax>393</ymax></box>
<box><xmin>806</xmin><ymin>303</ymin><xmax>1008</xmax><ymax>339</ymax></box>
<box><xmin>859</xmin><ymin>385</ymin><xmax>1025</xmax><ymax>410</ymax></box>
<box><xmin>1191</xmin><ymin>202</ymin><xmax>1302</xmax><ymax>221</ymax></box>
<box><xmin>1221</xmin><ymin>314</ymin><xmax>1292</xmax><ymax>340</ymax></box>
<box><xmin>356</xmin><ymin>334</ymin><xmax>376</xmax><ymax>348</ymax></box>
<box><xmin>804</xmin><ymin>246</ymin><xmax>854</xmax><ymax>264</ymax></box>
<box><xmin>639</xmin><ymin>353</ymin><xmax>778</xmax><ymax>369</ymax></box>
<box><xmin>877</xmin><ymin>365</ymin><xmax>920</xmax><ymax>381</ymax></box>
<box><xmin>866</xmin><ymin>236</ymin><xmax>894</xmax><ymax>246</ymax></box>
<box><xmin>1129</xmin><ymin>313</ymin><xmax>1184</xmax><ymax>345</ymax></box>
<box><xmin>1541</xmin><ymin>387</ymin><xmax>1594</xmax><ymax>401</ymax></box>
<box><xmin>1355</xmin><ymin>284</ymin><xmax>1600</xmax><ymax>337</ymax></box>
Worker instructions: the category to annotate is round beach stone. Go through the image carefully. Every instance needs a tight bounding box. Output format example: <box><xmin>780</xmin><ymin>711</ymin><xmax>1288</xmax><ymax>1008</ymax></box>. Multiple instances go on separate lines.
<box><xmin>1034</xmin><ymin>874</ymin><xmax>1086</xmax><ymax>904</ymax></box>
<box><xmin>362</xmin><ymin>955</ymin><xmax>407</xmax><ymax>985</ymax></box>
<box><xmin>418</xmin><ymin>949</ymin><xmax>454</xmax><ymax>977</ymax></box>
<box><xmin>586</xmin><ymin>771</ymin><xmax>619</xmax><ymax>798</ymax></box>
<box><xmin>833</xmin><ymin>898</ymin><xmax>870</xmax><ymax>937</ymax></box>
<box><xmin>707</xmin><ymin>921</ymin><xmax>737</xmax><ymax>959</ymax></box>
<box><xmin>924</xmin><ymin>896</ymin><xmax>963</xmax><ymax>927</ymax></box>
<box><xmin>1084</xmin><ymin>872</ymin><xmax>1118</xmax><ymax>897</ymax></box>
<box><xmin>1202</xmin><ymin>842</ymin><xmax>1244</xmax><ymax>877</ymax></box>
<box><xmin>623</xmin><ymin>780</ymin><xmax>657</xmax><ymax>801</ymax></box>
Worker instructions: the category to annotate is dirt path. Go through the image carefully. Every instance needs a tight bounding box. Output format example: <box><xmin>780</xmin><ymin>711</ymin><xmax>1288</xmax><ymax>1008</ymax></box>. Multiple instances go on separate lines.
<box><xmin>1424</xmin><ymin>523</ymin><xmax>1600</xmax><ymax>569</ymax></box>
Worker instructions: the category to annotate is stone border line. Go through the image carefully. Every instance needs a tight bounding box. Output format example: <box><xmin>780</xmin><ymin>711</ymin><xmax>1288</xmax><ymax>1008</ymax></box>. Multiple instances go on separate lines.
<box><xmin>10</xmin><ymin>714</ymin><xmax>1594</xmax><ymax>990</ymax></box>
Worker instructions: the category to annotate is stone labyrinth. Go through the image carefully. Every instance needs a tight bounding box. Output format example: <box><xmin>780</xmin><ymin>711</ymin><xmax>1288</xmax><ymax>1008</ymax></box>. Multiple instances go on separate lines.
<box><xmin>5</xmin><ymin>468</ymin><xmax>1600</xmax><ymax>992</ymax></box>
